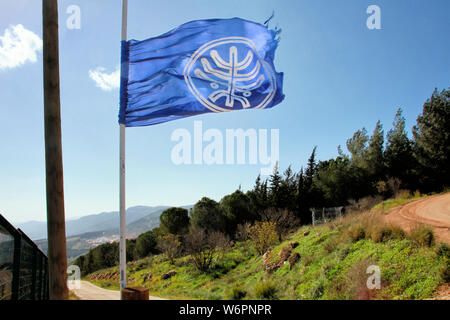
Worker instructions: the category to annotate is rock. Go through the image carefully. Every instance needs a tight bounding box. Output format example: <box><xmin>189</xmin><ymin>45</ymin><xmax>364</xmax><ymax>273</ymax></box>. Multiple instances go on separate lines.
<box><xmin>262</xmin><ymin>251</ymin><xmax>271</xmax><ymax>266</ymax></box>
<box><xmin>289</xmin><ymin>241</ymin><xmax>299</xmax><ymax>249</ymax></box>
<box><xmin>303</xmin><ymin>230</ymin><xmax>310</xmax><ymax>236</ymax></box>
<box><xmin>266</xmin><ymin>261</ymin><xmax>282</xmax><ymax>273</ymax></box>
<box><xmin>161</xmin><ymin>270</ymin><xmax>176</xmax><ymax>280</ymax></box>
<box><xmin>288</xmin><ymin>252</ymin><xmax>301</xmax><ymax>270</ymax></box>
<box><xmin>279</xmin><ymin>245</ymin><xmax>292</xmax><ymax>262</ymax></box>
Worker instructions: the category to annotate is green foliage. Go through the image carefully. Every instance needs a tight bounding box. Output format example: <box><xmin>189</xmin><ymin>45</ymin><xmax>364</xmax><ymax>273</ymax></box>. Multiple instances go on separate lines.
<box><xmin>86</xmin><ymin>218</ymin><xmax>447</xmax><ymax>300</ymax></box>
<box><xmin>74</xmin><ymin>241</ymin><xmax>119</xmax><ymax>276</ymax></box>
<box><xmin>384</xmin><ymin>108</ymin><xmax>415</xmax><ymax>188</ymax></box>
<box><xmin>370</xmin><ymin>225</ymin><xmax>406</xmax><ymax>243</ymax></box>
<box><xmin>253</xmin><ymin>280</ymin><xmax>277</xmax><ymax>299</ymax></box>
<box><xmin>228</xmin><ymin>285</ymin><xmax>247</xmax><ymax>300</ymax></box>
<box><xmin>159</xmin><ymin>207</ymin><xmax>190</xmax><ymax>235</ymax></box>
<box><xmin>190</xmin><ymin>197</ymin><xmax>226</xmax><ymax>233</ymax></box>
<box><xmin>136</xmin><ymin>229</ymin><xmax>158</xmax><ymax>258</ymax></box>
<box><xmin>436</xmin><ymin>242</ymin><xmax>450</xmax><ymax>259</ymax></box>
<box><xmin>248</xmin><ymin>221</ymin><xmax>279</xmax><ymax>255</ymax></box>
<box><xmin>410</xmin><ymin>226</ymin><xmax>435</xmax><ymax>247</ymax></box>
<box><xmin>220</xmin><ymin>190</ymin><xmax>255</xmax><ymax>235</ymax></box>
<box><xmin>347</xmin><ymin>225</ymin><xmax>366</xmax><ymax>242</ymax></box>
<box><xmin>413</xmin><ymin>88</ymin><xmax>450</xmax><ymax>191</ymax></box>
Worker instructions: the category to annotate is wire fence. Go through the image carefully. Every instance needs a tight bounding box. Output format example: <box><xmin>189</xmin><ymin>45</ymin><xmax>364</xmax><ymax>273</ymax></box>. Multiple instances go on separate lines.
<box><xmin>0</xmin><ymin>213</ymin><xmax>48</xmax><ymax>300</ymax></box>
<box><xmin>310</xmin><ymin>207</ymin><xmax>345</xmax><ymax>226</ymax></box>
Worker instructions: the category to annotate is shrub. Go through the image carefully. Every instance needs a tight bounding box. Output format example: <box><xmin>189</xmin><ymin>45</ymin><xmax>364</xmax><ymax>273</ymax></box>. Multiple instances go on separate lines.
<box><xmin>324</xmin><ymin>236</ymin><xmax>340</xmax><ymax>253</ymax></box>
<box><xmin>254</xmin><ymin>280</ymin><xmax>277</xmax><ymax>299</ymax></box>
<box><xmin>229</xmin><ymin>285</ymin><xmax>247</xmax><ymax>300</ymax></box>
<box><xmin>184</xmin><ymin>227</ymin><xmax>229</xmax><ymax>272</ymax></box>
<box><xmin>235</xmin><ymin>223</ymin><xmax>251</xmax><ymax>241</ymax></box>
<box><xmin>441</xmin><ymin>262</ymin><xmax>450</xmax><ymax>282</ymax></box>
<box><xmin>248</xmin><ymin>221</ymin><xmax>279</xmax><ymax>255</ymax></box>
<box><xmin>436</xmin><ymin>242</ymin><xmax>450</xmax><ymax>259</ymax></box>
<box><xmin>156</xmin><ymin>234</ymin><xmax>182</xmax><ymax>264</ymax></box>
<box><xmin>371</xmin><ymin>225</ymin><xmax>406</xmax><ymax>243</ymax></box>
<box><xmin>259</xmin><ymin>208</ymin><xmax>300</xmax><ymax>240</ymax></box>
<box><xmin>347</xmin><ymin>225</ymin><xmax>366</xmax><ymax>242</ymax></box>
<box><xmin>410</xmin><ymin>225</ymin><xmax>435</xmax><ymax>247</ymax></box>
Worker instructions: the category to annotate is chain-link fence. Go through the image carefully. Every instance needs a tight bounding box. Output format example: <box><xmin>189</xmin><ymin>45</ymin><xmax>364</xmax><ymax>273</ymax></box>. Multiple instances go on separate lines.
<box><xmin>0</xmin><ymin>214</ymin><xmax>48</xmax><ymax>300</ymax></box>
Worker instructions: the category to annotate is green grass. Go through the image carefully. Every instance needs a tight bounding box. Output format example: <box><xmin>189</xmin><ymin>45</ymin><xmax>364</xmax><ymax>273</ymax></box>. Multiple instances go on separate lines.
<box><xmin>85</xmin><ymin>220</ymin><xmax>448</xmax><ymax>300</ymax></box>
<box><xmin>372</xmin><ymin>191</ymin><xmax>427</xmax><ymax>212</ymax></box>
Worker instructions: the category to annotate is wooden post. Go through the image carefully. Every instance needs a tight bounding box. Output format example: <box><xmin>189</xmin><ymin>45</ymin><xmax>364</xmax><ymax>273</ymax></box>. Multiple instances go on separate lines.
<box><xmin>42</xmin><ymin>0</ymin><xmax>68</xmax><ymax>300</ymax></box>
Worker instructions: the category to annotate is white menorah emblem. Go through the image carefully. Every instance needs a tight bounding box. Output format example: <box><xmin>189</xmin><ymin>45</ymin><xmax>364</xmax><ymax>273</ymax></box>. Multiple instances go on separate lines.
<box><xmin>184</xmin><ymin>37</ymin><xmax>277</xmax><ymax>113</ymax></box>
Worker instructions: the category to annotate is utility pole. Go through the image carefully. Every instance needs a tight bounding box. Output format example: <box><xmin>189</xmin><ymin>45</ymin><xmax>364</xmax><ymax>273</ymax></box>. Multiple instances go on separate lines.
<box><xmin>42</xmin><ymin>0</ymin><xmax>68</xmax><ymax>300</ymax></box>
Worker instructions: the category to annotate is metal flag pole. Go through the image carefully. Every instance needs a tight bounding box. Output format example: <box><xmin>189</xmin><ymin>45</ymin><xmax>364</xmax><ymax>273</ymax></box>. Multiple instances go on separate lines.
<box><xmin>119</xmin><ymin>0</ymin><xmax>128</xmax><ymax>293</ymax></box>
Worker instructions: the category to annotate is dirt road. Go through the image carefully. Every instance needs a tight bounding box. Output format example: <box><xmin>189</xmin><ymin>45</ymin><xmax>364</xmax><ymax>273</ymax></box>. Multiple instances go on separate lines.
<box><xmin>384</xmin><ymin>192</ymin><xmax>450</xmax><ymax>244</ymax></box>
<box><xmin>71</xmin><ymin>281</ymin><xmax>166</xmax><ymax>300</ymax></box>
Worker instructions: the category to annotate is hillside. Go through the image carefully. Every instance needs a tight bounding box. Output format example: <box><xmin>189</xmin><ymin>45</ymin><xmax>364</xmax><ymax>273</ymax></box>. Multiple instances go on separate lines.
<box><xmin>17</xmin><ymin>205</ymin><xmax>171</xmax><ymax>240</ymax></box>
<box><xmin>84</xmin><ymin>206</ymin><xmax>450</xmax><ymax>300</ymax></box>
<box><xmin>34</xmin><ymin>205</ymin><xmax>192</xmax><ymax>260</ymax></box>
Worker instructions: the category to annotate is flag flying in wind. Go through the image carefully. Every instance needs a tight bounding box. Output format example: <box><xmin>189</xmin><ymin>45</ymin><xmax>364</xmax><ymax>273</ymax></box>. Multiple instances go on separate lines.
<box><xmin>119</xmin><ymin>17</ymin><xmax>284</xmax><ymax>127</ymax></box>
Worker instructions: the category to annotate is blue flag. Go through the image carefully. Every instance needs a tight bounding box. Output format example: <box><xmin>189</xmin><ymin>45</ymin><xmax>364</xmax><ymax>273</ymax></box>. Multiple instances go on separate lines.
<box><xmin>119</xmin><ymin>17</ymin><xmax>284</xmax><ymax>127</ymax></box>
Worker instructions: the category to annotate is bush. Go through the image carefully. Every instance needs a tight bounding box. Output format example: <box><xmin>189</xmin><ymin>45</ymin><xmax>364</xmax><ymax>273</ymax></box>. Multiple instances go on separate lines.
<box><xmin>436</xmin><ymin>242</ymin><xmax>450</xmax><ymax>259</ymax></box>
<box><xmin>371</xmin><ymin>225</ymin><xmax>406</xmax><ymax>243</ymax></box>
<box><xmin>229</xmin><ymin>285</ymin><xmax>247</xmax><ymax>300</ymax></box>
<box><xmin>184</xmin><ymin>227</ymin><xmax>229</xmax><ymax>272</ymax></box>
<box><xmin>410</xmin><ymin>225</ymin><xmax>435</xmax><ymax>247</ymax></box>
<box><xmin>254</xmin><ymin>280</ymin><xmax>277</xmax><ymax>299</ymax></box>
<box><xmin>156</xmin><ymin>234</ymin><xmax>182</xmax><ymax>264</ymax></box>
<box><xmin>248</xmin><ymin>221</ymin><xmax>279</xmax><ymax>255</ymax></box>
<box><xmin>347</xmin><ymin>225</ymin><xmax>366</xmax><ymax>242</ymax></box>
<box><xmin>259</xmin><ymin>208</ymin><xmax>300</xmax><ymax>240</ymax></box>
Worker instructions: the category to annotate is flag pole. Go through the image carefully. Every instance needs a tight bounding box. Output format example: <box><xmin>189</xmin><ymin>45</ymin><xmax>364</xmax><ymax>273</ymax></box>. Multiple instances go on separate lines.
<box><xmin>119</xmin><ymin>0</ymin><xmax>128</xmax><ymax>294</ymax></box>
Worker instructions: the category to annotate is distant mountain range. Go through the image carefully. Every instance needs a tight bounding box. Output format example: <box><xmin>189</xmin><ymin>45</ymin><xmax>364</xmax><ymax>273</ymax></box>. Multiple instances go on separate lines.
<box><xmin>17</xmin><ymin>205</ymin><xmax>192</xmax><ymax>260</ymax></box>
<box><xmin>16</xmin><ymin>206</ymin><xmax>175</xmax><ymax>240</ymax></box>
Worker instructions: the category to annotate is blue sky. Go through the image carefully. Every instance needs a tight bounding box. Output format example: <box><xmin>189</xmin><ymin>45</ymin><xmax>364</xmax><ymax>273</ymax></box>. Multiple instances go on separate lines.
<box><xmin>0</xmin><ymin>0</ymin><xmax>448</xmax><ymax>223</ymax></box>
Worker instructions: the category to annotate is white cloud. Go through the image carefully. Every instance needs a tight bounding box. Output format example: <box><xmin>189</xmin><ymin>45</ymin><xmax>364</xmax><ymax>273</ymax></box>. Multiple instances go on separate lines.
<box><xmin>89</xmin><ymin>66</ymin><xmax>120</xmax><ymax>91</ymax></box>
<box><xmin>0</xmin><ymin>24</ymin><xmax>42</xmax><ymax>70</ymax></box>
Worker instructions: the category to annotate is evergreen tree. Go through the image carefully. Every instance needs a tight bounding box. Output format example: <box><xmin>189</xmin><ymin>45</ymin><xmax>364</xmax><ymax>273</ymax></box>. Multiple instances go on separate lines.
<box><xmin>279</xmin><ymin>165</ymin><xmax>297</xmax><ymax>212</ymax></box>
<box><xmin>413</xmin><ymin>88</ymin><xmax>450</xmax><ymax>191</ymax></box>
<box><xmin>159</xmin><ymin>207</ymin><xmax>190</xmax><ymax>235</ymax></box>
<box><xmin>346</xmin><ymin>128</ymin><xmax>369</xmax><ymax>169</ymax></box>
<box><xmin>220</xmin><ymin>190</ymin><xmax>255</xmax><ymax>236</ymax></box>
<box><xmin>190</xmin><ymin>197</ymin><xmax>226</xmax><ymax>233</ymax></box>
<box><xmin>269</xmin><ymin>162</ymin><xmax>283</xmax><ymax>208</ymax></box>
<box><xmin>366</xmin><ymin>120</ymin><xmax>385</xmax><ymax>181</ymax></box>
<box><xmin>385</xmin><ymin>108</ymin><xmax>414</xmax><ymax>188</ymax></box>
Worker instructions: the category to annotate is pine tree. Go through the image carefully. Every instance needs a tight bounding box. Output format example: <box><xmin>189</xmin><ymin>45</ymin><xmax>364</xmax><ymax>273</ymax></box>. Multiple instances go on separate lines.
<box><xmin>413</xmin><ymin>88</ymin><xmax>450</xmax><ymax>191</ymax></box>
<box><xmin>305</xmin><ymin>146</ymin><xmax>317</xmax><ymax>188</ymax></box>
<box><xmin>366</xmin><ymin>120</ymin><xmax>385</xmax><ymax>181</ymax></box>
<box><xmin>346</xmin><ymin>128</ymin><xmax>369</xmax><ymax>169</ymax></box>
<box><xmin>385</xmin><ymin>108</ymin><xmax>414</xmax><ymax>188</ymax></box>
<box><xmin>269</xmin><ymin>162</ymin><xmax>282</xmax><ymax>208</ymax></box>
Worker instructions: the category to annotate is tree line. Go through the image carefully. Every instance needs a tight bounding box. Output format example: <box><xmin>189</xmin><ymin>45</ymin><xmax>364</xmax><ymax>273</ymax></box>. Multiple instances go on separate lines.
<box><xmin>75</xmin><ymin>88</ymin><xmax>449</xmax><ymax>275</ymax></box>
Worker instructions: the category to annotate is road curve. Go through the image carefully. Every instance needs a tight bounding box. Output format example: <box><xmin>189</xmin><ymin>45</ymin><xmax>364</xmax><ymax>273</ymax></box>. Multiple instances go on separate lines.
<box><xmin>384</xmin><ymin>192</ymin><xmax>450</xmax><ymax>244</ymax></box>
<box><xmin>71</xmin><ymin>281</ymin><xmax>166</xmax><ymax>300</ymax></box>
